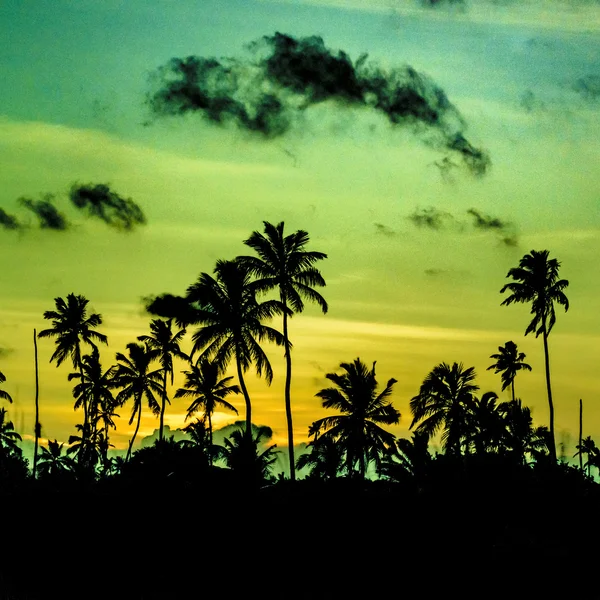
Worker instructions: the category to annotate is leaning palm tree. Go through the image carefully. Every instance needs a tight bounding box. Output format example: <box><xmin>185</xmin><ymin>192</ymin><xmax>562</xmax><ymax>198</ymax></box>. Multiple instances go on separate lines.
<box><xmin>38</xmin><ymin>294</ymin><xmax>108</xmax><ymax>435</ymax></box>
<box><xmin>238</xmin><ymin>221</ymin><xmax>328</xmax><ymax>482</ymax></box>
<box><xmin>310</xmin><ymin>358</ymin><xmax>400</xmax><ymax>479</ymax></box>
<box><xmin>500</xmin><ymin>250</ymin><xmax>569</xmax><ymax>462</ymax></box>
<box><xmin>138</xmin><ymin>318</ymin><xmax>187</xmax><ymax>442</ymax></box>
<box><xmin>174</xmin><ymin>357</ymin><xmax>239</xmax><ymax>464</ymax></box>
<box><xmin>487</xmin><ymin>341</ymin><xmax>532</xmax><ymax>402</ymax></box>
<box><xmin>0</xmin><ymin>371</ymin><xmax>13</xmax><ymax>403</ymax></box>
<box><xmin>185</xmin><ymin>259</ymin><xmax>286</xmax><ymax>440</ymax></box>
<box><xmin>410</xmin><ymin>362</ymin><xmax>479</xmax><ymax>456</ymax></box>
<box><xmin>110</xmin><ymin>342</ymin><xmax>163</xmax><ymax>461</ymax></box>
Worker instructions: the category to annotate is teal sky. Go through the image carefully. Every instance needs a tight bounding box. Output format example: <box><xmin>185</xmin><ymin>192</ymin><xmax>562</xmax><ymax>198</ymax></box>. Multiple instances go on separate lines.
<box><xmin>1</xmin><ymin>0</ymin><xmax>599</xmax><ymax>458</ymax></box>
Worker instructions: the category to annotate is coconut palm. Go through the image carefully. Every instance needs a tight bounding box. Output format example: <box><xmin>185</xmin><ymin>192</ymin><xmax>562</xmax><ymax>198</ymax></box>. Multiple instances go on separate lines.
<box><xmin>0</xmin><ymin>371</ymin><xmax>13</xmax><ymax>403</ymax></box>
<box><xmin>500</xmin><ymin>249</ymin><xmax>569</xmax><ymax>462</ymax></box>
<box><xmin>487</xmin><ymin>341</ymin><xmax>532</xmax><ymax>402</ymax></box>
<box><xmin>310</xmin><ymin>358</ymin><xmax>400</xmax><ymax>479</ymax></box>
<box><xmin>238</xmin><ymin>221</ymin><xmax>328</xmax><ymax>481</ymax></box>
<box><xmin>37</xmin><ymin>440</ymin><xmax>75</xmax><ymax>478</ymax></box>
<box><xmin>410</xmin><ymin>362</ymin><xmax>479</xmax><ymax>455</ymax></box>
<box><xmin>464</xmin><ymin>391</ymin><xmax>504</xmax><ymax>455</ymax></box>
<box><xmin>0</xmin><ymin>408</ymin><xmax>21</xmax><ymax>455</ymax></box>
<box><xmin>296</xmin><ymin>436</ymin><xmax>345</xmax><ymax>481</ymax></box>
<box><xmin>138</xmin><ymin>318</ymin><xmax>187</xmax><ymax>442</ymax></box>
<box><xmin>185</xmin><ymin>259</ymin><xmax>286</xmax><ymax>440</ymax></box>
<box><xmin>38</xmin><ymin>294</ymin><xmax>108</xmax><ymax>435</ymax></box>
<box><xmin>174</xmin><ymin>358</ymin><xmax>239</xmax><ymax>463</ymax></box>
<box><xmin>378</xmin><ymin>431</ymin><xmax>432</xmax><ymax>483</ymax></box>
<box><xmin>574</xmin><ymin>436</ymin><xmax>599</xmax><ymax>477</ymax></box>
<box><xmin>110</xmin><ymin>342</ymin><xmax>163</xmax><ymax>461</ymax></box>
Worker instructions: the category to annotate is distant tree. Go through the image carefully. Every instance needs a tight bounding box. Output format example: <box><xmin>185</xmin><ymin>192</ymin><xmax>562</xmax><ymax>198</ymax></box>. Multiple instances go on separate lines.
<box><xmin>138</xmin><ymin>318</ymin><xmax>187</xmax><ymax>442</ymax></box>
<box><xmin>296</xmin><ymin>436</ymin><xmax>345</xmax><ymax>481</ymax></box>
<box><xmin>500</xmin><ymin>249</ymin><xmax>569</xmax><ymax>462</ymax></box>
<box><xmin>0</xmin><ymin>408</ymin><xmax>21</xmax><ymax>455</ymax></box>
<box><xmin>110</xmin><ymin>342</ymin><xmax>163</xmax><ymax>461</ymax></box>
<box><xmin>0</xmin><ymin>371</ymin><xmax>13</xmax><ymax>403</ymax></box>
<box><xmin>487</xmin><ymin>341</ymin><xmax>532</xmax><ymax>402</ymax></box>
<box><xmin>37</xmin><ymin>440</ymin><xmax>75</xmax><ymax>479</ymax></box>
<box><xmin>574</xmin><ymin>436</ymin><xmax>599</xmax><ymax>478</ymax></box>
<box><xmin>185</xmin><ymin>260</ymin><xmax>285</xmax><ymax>440</ymax></box>
<box><xmin>310</xmin><ymin>358</ymin><xmax>400</xmax><ymax>479</ymax></box>
<box><xmin>464</xmin><ymin>391</ymin><xmax>504</xmax><ymax>455</ymax></box>
<box><xmin>174</xmin><ymin>358</ymin><xmax>239</xmax><ymax>464</ymax></box>
<box><xmin>378</xmin><ymin>431</ymin><xmax>432</xmax><ymax>484</ymax></box>
<box><xmin>38</xmin><ymin>294</ymin><xmax>108</xmax><ymax>437</ymax></box>
<box><xmin>67</xmin><ymin>423</ymin><xmax>105</xmax><ymax>474</ymax></box>
<box><xmin>238</xmin><ymin>221</ymin><xmax>328</xmax><ymax>481</ymax></box>
<box><xmin>410</xmin><ymin>362</ymin><xmax>478</xmax><ymax>456</ymax></box>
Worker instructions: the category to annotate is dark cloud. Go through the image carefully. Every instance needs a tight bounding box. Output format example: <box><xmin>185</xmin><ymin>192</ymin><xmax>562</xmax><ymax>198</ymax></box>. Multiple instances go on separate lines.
<box><xmin>69</xmin><ymin>183</ymin><xmax>146</xmax><ymax>230</ymax></box>
<box><xmin>408</xmin><ymin>207</ymin><xmax>455</xmax><ymax>230</ymax></box>
<box><xmin>424</xmin><ymin>268</ymin><xmax>447</xmax><ymax>276</ymax></box>
<box><xmin>19</xmin><ymin>195</ymin><xmax>69</xmax><ymax>230</ymax></box>
<box><xmin>374</xmin><ymin>222</ymin><xmax>397</xmax><ymax>237</ymax></box>
<box><xmin>143</xmin><ymin>294</ymin><xmax>199</xmax><ymax>326</ymax></box>
<box><xmin>0</xmin><ymin>346</ymin><xmax>14</xmax><ymax>359</ymax></box>
<box><xmin>418</xmin><ymin>0</ymin><xmax>466</xmax><ymax>9</ymax></box>
<box><xmin>0</xmin><ymin>208</ymin><xmax>21</xmax><ymax>231</ymax></box>
<box><xmin>572</xmin><ymin>75</ymin><xmax>600</xmax><ymax>101</ymax></box>
<box><xmin>147</xmin><ymin>32</ymin><xmax>490</xmax><ymax>175</ymax></box>
<box><xmin>520</xmin><ymin>90</ymin><xmax>546</xmax><ymax>113</ymax></box>
<box><xmin>466</xmin><ymin>208</ymin><xmax>518</xmax><ymax>246</ymax></box>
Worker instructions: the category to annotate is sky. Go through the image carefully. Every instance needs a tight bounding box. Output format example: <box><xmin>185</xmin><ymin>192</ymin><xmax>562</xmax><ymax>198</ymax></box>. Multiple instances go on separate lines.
<box><xmin>0</xmin><ymin>0</ymin><xmax>599</xmax><ymax>466</ymax></box>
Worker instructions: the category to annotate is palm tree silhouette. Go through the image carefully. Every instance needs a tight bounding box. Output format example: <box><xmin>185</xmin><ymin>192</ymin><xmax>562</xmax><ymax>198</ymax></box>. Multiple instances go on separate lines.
<box><xmin>174</xmin><ymin>357</ymin><xmax>239</xmax><ymax>464</ymax></box>
<box><xmin>310</xmin><ymin>358</ymin><xmax>400</xmax><ymax>479</ymax></box>
<box><xmin>138</xmin><ymin>318</ymin><xmax>187</xmax><ymax>442</ymax></box>
<box><xmin>487</xmin><ymin>341</ymin><xmax>532</xmax><ymax>402</ymax></box>
<box><xmin>0</xmin><ymin>408</ymin><xmax>21</xmax><ymax>455</ymax></box>
<box><xmin>37</xmin><ymin>440</ymin><xmax>75</xmax><ymax>479</ymax></box>
<box><xmin>185</xmin><ymin>259</ymin><xmax>285</xmax><ymax>440</ymax></box>
<box><xmin>67</xmin><ymin>423</ymin><xmax>105</xmax><ymax>473</ymax></box>
<box><xmin>238</xmin><ymin>221</ymin><xmax>328</xmax><ymax>481</ymax></box>
<box><xmin>296</xmin><ymin>436</ymin><xmax>345</xmax><ymax>481</ymax></box>
<box><xmin>574</xmin><ymin>436</ymin><xmax>599</xmax><ymax>477</ymax></box>
<box><xmin>410</xmin><ymin>362</ymin><xmax>478</xmax><ymax>455</ymax></box>
<box><xmin>500</xmin><ymin>249</ymin><xmax>569</xmax><ymax>462</ymax></box>
<box><xmin>463</xmin><ymin>391</ymin><xmax>504</xmax><ymax>455</ymax></box>
<box><xmin>38</xmin><ymin>294</ymin><xmax>108</xmax><ymax>436</ymax></box>
<box><xmin>0</xmin><ymin>371</ymin><xmax>13</xmax><ymax>403</ymax></box>
<box><xmin>378</xmin><ymin>431</ymin><xmax>432</xmax><ymax>483</ymax></box>
<box><xmin>110</xmin><ymin>342</ymin><xmax>163</xmax><ymax>461</ymax></box>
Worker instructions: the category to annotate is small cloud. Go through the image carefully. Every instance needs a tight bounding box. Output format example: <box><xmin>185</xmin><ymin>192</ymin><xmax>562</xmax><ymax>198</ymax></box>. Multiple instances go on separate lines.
<box><xmin>520</xmin><ymin>90</ymin><xmax>546</xmax><ymax>113</ymax></box>
<box><xmin>0</xmin><ymin>207</ymin><xmax>21</xmax><ymax>231</ymax></box>
<box><xmin>407</xmin><ymin>206</ymin><xmax>454</xmax><ymax>230</ymax></box>
<box><xmin>18</xmin><ymin>194</ymin><xmax>69</xmax><ymax>230</ymax></box>
<box><xmin>466</xmin><ymin>208</ymin><xmax>519</xmax><ymax>246</ymax></box>
<box><xmin>572</xmin><ymin>74</ymin><xmax>600</xmax><ymax>102</ymax></box>
<box><xmin>374</xmin><ymin>222</ymin><xmax>397</xmax><ymax>237</ymax></box>
<box><xmin>424</xmin><ymin>268</ymin><xmax>446</xmax><ymax>276</ymax></box>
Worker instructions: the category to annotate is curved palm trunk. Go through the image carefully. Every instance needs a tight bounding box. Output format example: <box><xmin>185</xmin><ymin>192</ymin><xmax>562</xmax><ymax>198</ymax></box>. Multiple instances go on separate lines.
<box><xmin>281</xmin><ymin>304</ymin><xmax>295</xmax><ymax>482</ymax></box>
<box><xmin>542</xmin><ymin>327</ymin><xmax>557</xmax><ymax>462</ymax></box>
<box><xmin>159</xmin><ymin>370</ymin><xmax>167</xmax><ymax>443</ymax></box>
<box><xmin>511</xmin><ymin>379</ymin><xmax>515</xmax><ymax>403</ymax></box>
<box><xmin>208</xmin><ymin>412</ymin><xmax>213</xmax><ymax>467</ymax></box>
<box><xmin>126</xmin><ymin>398</ymin><xmax>142</xmax><ymax>462</ymax></box>
<box><xmin>33</xmin><ymin>329</ymin><xmax>40</xmax><ymax>478</ymax></box>
<box><xmin>235</xmin><ymin>356</ymin><xmax>252</xmax><ymax>440</ymax></box>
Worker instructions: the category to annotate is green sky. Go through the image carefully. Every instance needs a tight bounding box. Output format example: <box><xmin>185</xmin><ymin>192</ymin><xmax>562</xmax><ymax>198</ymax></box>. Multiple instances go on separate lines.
<box><xmin>1</xmin><ymin>0</ymin><xmax>599</xmax><ymax>459</ymax></box>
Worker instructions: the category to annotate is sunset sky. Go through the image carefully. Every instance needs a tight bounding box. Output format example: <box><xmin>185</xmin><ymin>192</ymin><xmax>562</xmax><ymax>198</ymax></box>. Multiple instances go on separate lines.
<box><xmin>1</xmin><ymin>0</ymin><xmax>599</xmax><ymax>466</ymax></box>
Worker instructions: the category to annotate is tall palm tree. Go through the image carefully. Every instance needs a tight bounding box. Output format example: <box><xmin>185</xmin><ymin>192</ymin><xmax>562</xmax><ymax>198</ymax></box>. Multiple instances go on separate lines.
<box><xmin>174</xmin><ymin>357</ymin><xmax>239</xmax><ymax>463</ymax></box>
<box><xmin>38</xmin><ymin>294</ymin><xmax>108</xmax><ymax>435</ymax></box>
<box><xmin>110</xmin><ymin>342</ymin><xmax>163</xmax><ymax>461</ymax></box>
<box><xmin>238</xmin><ymin>221</ymin><xmax>328</xmax><ymax>482</ymax></box>
<box><xmin>185</xmin><ymin>259</ymin><xmax>286</xmax><ymax>440</ymax></box>
<box><xmin>310</xmin><ymin>358</ymin><xmax>400</xmax><ymax>479</ymax></box>
<box><xmin>0</xmin><ymin>371</ymin><xmax>12</xmax><ymax>403</ymax></box>
<box><xmin>487</xmin><ymin>341</ymin><xmax>532</xmax><ymax>402</ymax></box>
<box><xmin>138</xmin><ymin>318</ymin><xmax>187</xmax><ymax>442</ymax></box>
<box><xmin>0</xmin><ymin>408</ymin><xmax>21</xmax><ymax>455</ymax></box>
<box><xmin>500</xmin><ymin>249</ymin><xmax>569</xmax><ymax>461</ymax></box>
<box><xmin>410</xmin><ymin>362</ymin><xmax>479</xmax><ymax>455</ymax></box>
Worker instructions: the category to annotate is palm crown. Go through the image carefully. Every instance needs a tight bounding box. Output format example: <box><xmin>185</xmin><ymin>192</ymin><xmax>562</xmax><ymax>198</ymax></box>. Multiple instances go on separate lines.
<box><xmin>487</xmin><ymin>340</ymin><xmax>532</xmax><ymax>400</ymax></box>
<box><xmin>0</xmin><ymin>371</ymin><xmax>13</xmax><ymax>404</ymax></box>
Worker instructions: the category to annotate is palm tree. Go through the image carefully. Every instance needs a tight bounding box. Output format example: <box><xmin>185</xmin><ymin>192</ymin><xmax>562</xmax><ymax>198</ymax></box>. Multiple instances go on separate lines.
<box><xmin>37</xmin><ymin>440</ymin><xmax>75</xmax><ymax>479</ymax></box>
<box><xmin>574</xmin><ymin>436</ymin><xmax>599</xmax><ymax>477</ymax></box>
<box><xmin>138</xmin><ymin>318</ymin><xmax>187</xmax><ymax>442</ymax></box>
<box><xmin>185</xmin><ymin>259</ymin><xmax>286</xmax><ymax>440</ymax></box>
<box><xmin>296</xmin><ymin>436</ymin><xmax>345</xmax><ymax>481</ymax></box>
<box><xmin>409</xmin><ymin>362</ymin><xmax>478</xmax><ymax>455</ymax></box>
<box><xmin>310</xmin><ymin>358</ymin><xmax>400</xmax><ymax>479</ymax></box>
<box><xmin>487</xmin><ymin>341</ymin><xmax>532</xmax><ymax>402</ymax></box>
<box><xmin>0</xmin><ymin>408</ymin><xmax>21</xmax><ymax>455</ymax></box>
<box><xmin>464</xmin><ymin>391</ymin><xmax>504</xmax><ymax>455</ymax></box>
<box><xmin>500</xmin><ymin>249</ymin><xmax>569</xmax><ymax>461</ymax></box>
<box><xmin>378</xmin><ymin>431</ymin><xmax>432</xmax><ymax>483</ymax></box>
<box><xmin>0</xmin><ymin>371</ymin><xmax>13</xmax><ymax>403</ymax></box>
<box><xmin>238</xmin><ymin>221</ymin><xmax>328</xmax><ymax>482</ymax></box>
<box><xmin>110</xmin><ymin>342</ymin><xmax>164</xmax><ymax>461</ymax></box>
<box><xmin>38</xmin><ymin>294</ymin><xmax>108</xmax><ymax>435</ymax></box>
<box><xmin>220</xmin><ymin>422</ymin><xmax>279</xmax><ymax>484</ymax></box>
<box><xmin>174</xmin><ymin>357</ymin><xmax>239</xmax><ymax>463</ymax></box>
<box><xmin>67</xmin><ymin>423</ymin><xmax>105</xmax><ymax>474</ymax></box>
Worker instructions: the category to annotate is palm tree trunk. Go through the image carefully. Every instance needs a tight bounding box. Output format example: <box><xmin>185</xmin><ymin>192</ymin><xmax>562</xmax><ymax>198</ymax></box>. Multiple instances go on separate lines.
<box><xmin>542</xmin><ymin>327</ymin><xmax>557</xmax><ymax>462</ymax></box>
<box><xmin>126</xmin><ymin>400</ymin><xmax>142</xmax><ymax>462</ymax></box>
<box><xmin>511</xmin><ymin>379</ymin><xmax>515</xmax><ymax>403</ymax></box>
<box><xmin>159</xmin><ymin>370</ymin><xmax>167</xmax><ymax>443</ymax></box>
<box><xmin>235</xmin><ymin>356</ymin><xmax>252</xmax><ymax>440</ymax></box>
<box><xmin>208</xmin><ymin>413</ymin><xmax>213</xmax><ymax>467</ymax></box>
<box><xmin>579</xmin><ymin>399</ymin><xmax>583</xmax><ymax>472</ymax></box>
<box><xmin>281</xmin><ymin>303</ymin><xmax>295</xmax><ymax>482</ymax></box>
<box><xmin>33</xmin><ymin>329</ymin><xmax>40</xmax><ymax>478</ymax></box>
